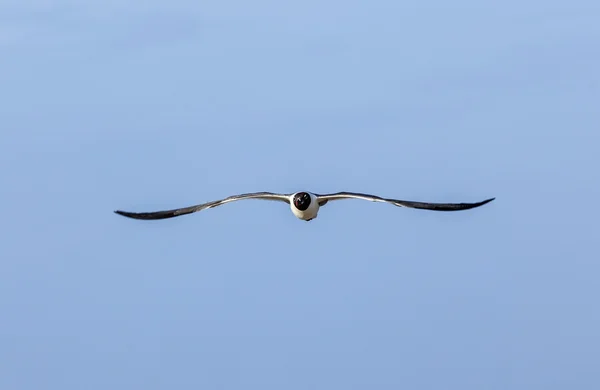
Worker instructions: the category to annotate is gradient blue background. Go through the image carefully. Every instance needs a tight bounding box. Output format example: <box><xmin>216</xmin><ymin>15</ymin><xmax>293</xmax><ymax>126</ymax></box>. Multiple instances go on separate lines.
<box><xmin>1</xmin><ymin>1</ymin><xmax>599</xmax><ymax>389</ymax></box>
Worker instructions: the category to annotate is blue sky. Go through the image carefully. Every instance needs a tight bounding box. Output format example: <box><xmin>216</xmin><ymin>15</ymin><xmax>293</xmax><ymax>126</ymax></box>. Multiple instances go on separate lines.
<box><xmin>1</xmin><ymin>0</ymin><xmax>599</xmax><ymax>389</ymax></box>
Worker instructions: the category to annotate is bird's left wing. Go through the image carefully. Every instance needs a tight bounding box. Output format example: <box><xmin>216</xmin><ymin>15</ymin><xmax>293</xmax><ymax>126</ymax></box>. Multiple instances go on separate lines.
<box><xmin>315</xmin><ymin>191</ymin><xmax>495</xmax><ymax>211</ymax></box>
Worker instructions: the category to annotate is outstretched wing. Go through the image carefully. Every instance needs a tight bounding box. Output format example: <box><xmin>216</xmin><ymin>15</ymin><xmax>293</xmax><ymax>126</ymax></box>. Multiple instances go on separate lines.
<box><xmin>114</xmin><ymin>192</ymin><xmax>290</xmax><ymax>220</ymax></box>
<box><xmin>315</xmin><ymin>192</ymin><xmax>494</xmax><ymax>211</ymax></box>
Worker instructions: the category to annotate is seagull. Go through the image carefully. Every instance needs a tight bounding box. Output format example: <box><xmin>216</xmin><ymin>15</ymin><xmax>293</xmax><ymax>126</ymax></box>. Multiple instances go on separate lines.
<box><xmin>114</xmin><ymin>191</ymin><xmax>494</xmax><ymax>222</ymax></box>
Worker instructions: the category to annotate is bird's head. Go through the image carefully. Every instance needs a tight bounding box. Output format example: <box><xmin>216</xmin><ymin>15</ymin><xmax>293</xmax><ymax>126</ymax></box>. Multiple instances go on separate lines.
<box><xmin>292</xmin><ymin>192</ymin><xmax>312</xmax><ymax>211</ymax></box>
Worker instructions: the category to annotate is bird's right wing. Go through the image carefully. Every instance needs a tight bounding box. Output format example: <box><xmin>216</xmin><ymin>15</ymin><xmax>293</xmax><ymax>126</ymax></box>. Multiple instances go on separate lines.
<box><xmin>114</xmin><ymin>192</ymin><xmax>290</xmax><ymax>220</ymax></box>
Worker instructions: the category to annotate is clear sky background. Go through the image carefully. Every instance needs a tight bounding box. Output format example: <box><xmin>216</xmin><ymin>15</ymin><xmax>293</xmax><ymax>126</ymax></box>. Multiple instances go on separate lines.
<box><xmin>1</xmin><ymin>1</ymin><xmax>599</xmax><ymax>389</ymax></box>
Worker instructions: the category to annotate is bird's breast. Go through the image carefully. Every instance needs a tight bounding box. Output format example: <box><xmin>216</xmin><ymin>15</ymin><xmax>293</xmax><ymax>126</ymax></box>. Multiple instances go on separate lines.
<box><xmin>290</xmin><ymin>199</ymin><xmax>319</xmax><ymax>220</ymax></box>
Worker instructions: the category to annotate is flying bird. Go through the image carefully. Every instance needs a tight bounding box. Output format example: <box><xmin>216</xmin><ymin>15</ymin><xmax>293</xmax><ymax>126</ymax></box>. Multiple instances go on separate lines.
<box><xmin>114</xmin><ymin>191</ymin><xmax>494</xmax><ymax>222</ymax></box>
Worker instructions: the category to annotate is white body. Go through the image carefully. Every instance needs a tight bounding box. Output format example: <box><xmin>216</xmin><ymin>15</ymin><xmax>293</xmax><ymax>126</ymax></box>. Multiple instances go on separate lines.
<box><xmin>290</xmin><ymin>192</ymin><xmax>320</xmax><ymax>220</ymax></box>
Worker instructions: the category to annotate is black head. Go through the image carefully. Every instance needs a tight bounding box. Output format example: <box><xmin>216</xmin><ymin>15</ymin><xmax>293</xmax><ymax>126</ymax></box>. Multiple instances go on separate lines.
<box><xmin>293</xmin><ymin>192</ymin><xmax>312</xmax><ymax>211</ymax></box>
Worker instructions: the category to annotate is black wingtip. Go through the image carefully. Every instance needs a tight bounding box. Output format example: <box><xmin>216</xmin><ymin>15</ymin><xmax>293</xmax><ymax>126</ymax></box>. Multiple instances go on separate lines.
<box><xmin>481</xmin><ymin>197</ymin><xmax>496</xmax><ymax>206</ymax></box>
<box><xmin>465</xmin><ymin>197</ymin><xmax>495</xmax><ymax>209</ymax></box>
<box><xmin>114</xmin><ymin>210</ymin><xmax>153</xmax><ymax>220</ymax></box>
<box><xmin>113</xmin><ymin>208</ymin><xmax>187</xmax><ymax>220</ymax></box>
